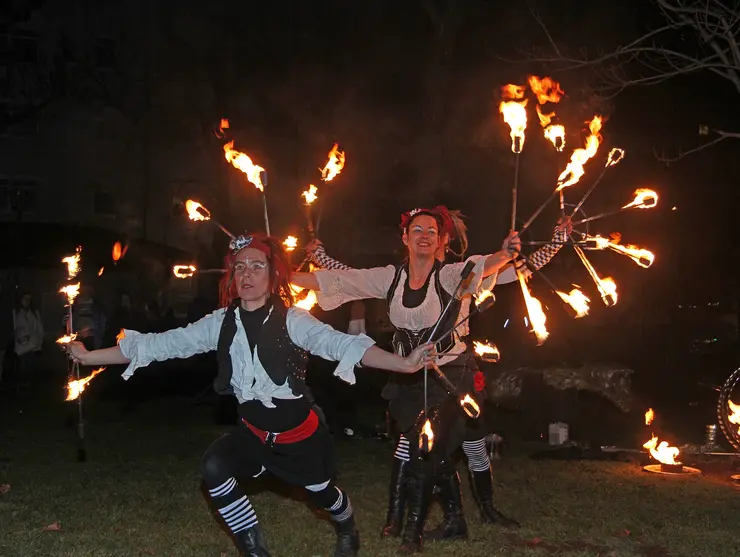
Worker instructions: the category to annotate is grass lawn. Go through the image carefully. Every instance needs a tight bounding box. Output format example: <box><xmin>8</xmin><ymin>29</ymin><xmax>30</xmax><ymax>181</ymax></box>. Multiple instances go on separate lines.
<box><xmin>2</xmin><ymin>393</ymin><xmax>740</xmax><ymax>557</ymax></box>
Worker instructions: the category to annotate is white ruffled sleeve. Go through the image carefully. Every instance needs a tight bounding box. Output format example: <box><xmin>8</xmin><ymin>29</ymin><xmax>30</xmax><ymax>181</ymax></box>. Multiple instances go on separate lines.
<box><xmin>439</xmin><ymin>255</ymin><xmax>490</xmax><ymax>297</ymax></box>
<box><xmin>313</xmin><ymin>265</ymin><xmax>396</xmax><ymax>311</ymax></box>
<box><xmin>118</xmin><ymin>308</ymin><xmax>225</xmax><ymax>380</ymax></box>
<box><xmin>286</xmin><ymin>307</ymin><xmax>376</xmax><ymax>385</ymax></box>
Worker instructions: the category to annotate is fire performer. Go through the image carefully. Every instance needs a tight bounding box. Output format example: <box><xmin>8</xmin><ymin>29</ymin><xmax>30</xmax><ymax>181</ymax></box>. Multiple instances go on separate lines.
<box><xmin>65</xmin><ymin>233</ymin><xmax>436</xmax><ymax>557</ymax></box>
<box><xmin>298</xmin><ymin>209</ymin><xmax>570</xmax><ymax>549</ymax></box>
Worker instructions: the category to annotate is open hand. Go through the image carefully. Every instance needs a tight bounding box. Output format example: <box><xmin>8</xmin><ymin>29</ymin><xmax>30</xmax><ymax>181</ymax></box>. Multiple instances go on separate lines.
<box><xmin>404</xmin><ymin>343</ymin><xmax>437</xmax><ymax>373</ymax></box>
<box><xmin>65</xmin><ymin>341</ymin><xmax>89</xmax><ymax>366</ymax></box>
<box><xmin>304</xmin><ymin>239</ymin><xmax>323</xmax><ymax>257</ymax></box>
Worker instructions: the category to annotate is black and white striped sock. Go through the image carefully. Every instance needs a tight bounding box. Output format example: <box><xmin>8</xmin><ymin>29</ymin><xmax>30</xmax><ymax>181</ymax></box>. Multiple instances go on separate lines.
<box><xmin>326</xmin><ymin>487</ymin><xmax>353</xmax><ymax>523</ymax></box>
<box><xmin>207</xmin><ymin>477</ymin><xmax>258</xmax><ymax>533</ymax></box>
<box><xmin>463</xmin><ymin>438</ymin><xmax>491</xmax><ymax>472</ymax></box>
<box><xmin>394</xmin><ymin>435</ymin><xmax>411</xmax><ymax>462</ymax></box>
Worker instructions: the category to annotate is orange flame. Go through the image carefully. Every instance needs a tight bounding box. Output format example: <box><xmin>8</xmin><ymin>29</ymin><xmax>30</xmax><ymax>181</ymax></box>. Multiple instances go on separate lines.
<box><xmin>643</xmin><ymin>435</ymin><xmax>681</xmax><ymax>465</ymax></box>
<box><xmin>60</xmin><ymin>283</ymin><xmax>80</xmax><ymax>306</ymax></box>
<box><xmin>224</xmin><ymin>141</ymin><xmax>266</xmax><ymax>191</ymax></box>
<box><xmin>585</xmin><ymin>234</ymin><xmax>655</xmax><ymax>269</ymax></box>
<box><xmin>499</xmin><ymin>99</ymin><xmax>528</xmax><ymax>153</ymax></box>
<box><xmin>56</xmin><ymin>333</ymin><xmax>78</xmax><ymax>345</ymax></box>
<box><xmin>218</xmin><ymin>118</ymin><xmax>230</xmax><ymax>136</ymax></box>
<box><xmin>62</xmin><ymin>247</ymin><xmax>82</xmax><ymax>280</ymax></box>
<box><xmin>501</xmin><ymin>84</ymin><xmax>525</xmax><ymax>100</ymax></box>
<box><xmin>112</xmin><ymin>241</ymin><xmax>128</xmax><ymax>262</ymax></box>
<box><xmin>623</xmin><ymin>188</ymin><xmax>658</xmax><ymax>209</ymax></box>
<box><xmin>528</xmin><ymin>76</ymin><xmax>564</xmax><ymax>105</ymax></box>
<box><xmin>729</xmin><ymin>400</ymin><xmax>740</xmax><ymax>436</ymax></box>
<box><xmin>573</xmin><ymin>246</ymin><xmax>618</xmax><ymax>306</ymax></box>
<box><xmin>66</xmin><ymin>367</ymin><xmax>106</xmax><ymax>401</ymax></box>
<box><xmin>556</xmin><ymin>286</ymin><xmax>590</xmax><ymax>318</ymax></box>
<box><xmin>185</xmin><ymin>200</ymin><xmax>210</xmax><ymax>222</ymax></box>
<box><xmin>420</xmin><ymin>419</ymin><xmax>435</xmax><ymax>451</ymax></box>
<box><xmin>98</xmin><ymin>267</ymin><xmax>104</xmax><ymax>276</ymax></box>
<box><xmin>516</xmin><ymin>271</ymin><xmax>549</xmax><ymax>344</ymax></box>
<box><xmin>475</xmin><ymin>289</ymin><xmax>494</xmax><ymax>305</ymax></box>
<box><xmin>544</xmin><ymin>124</ymin><xmax>566</xmax><ymax>151</ymax></box>
<box><xmin>320</xmin><ymin>144</ymin><xmax>346</xmax><ymax>182</ymax></box>
<box><xmin>173</xmin><ymin>265</ymin><xmax>196</xmax><ymax>279</ymax></box>
<box><xmin>302</xmin><ymin>184</ymin><xmax>318</xmax><ymax>205</ymax></box>
<box><xmin>116</xmin><ymin>329</ymin><xmax>125</xmax><ymax>344</ymax></box>
<box><xmin>459</xmin><ymin>394</ymin><xmax>481</xmax><ymax>418</ymax></box>
<box><xmin>556</xmin><ymin>116</ymin><xmax>603</xmax><ymax>191</ymax></box>
<box><xmin>645</xmin><ymin>408</ymin><xmax>655</xmax><ymax>426</ymax></box>
<box><xmin>283</xmin><ymin>236</ymin><xmax>298</xmax><ymax>252</ymax></box>
<box><xmin>290</xmin><ymin>283</ymin><xmax>318</xmax><ymax>311</ymax></box>
<box><xmin>473</xmin><ymin>341</ymin><xmax>500</xmax><ymax>362</ymax></box>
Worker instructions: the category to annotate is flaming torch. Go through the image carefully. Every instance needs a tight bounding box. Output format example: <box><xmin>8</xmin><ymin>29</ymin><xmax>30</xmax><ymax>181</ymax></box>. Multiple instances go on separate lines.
<box><xmin>519</xmin><ymin>116</ymin><xmax>605</xmax><ymax>234</ymax></box>
<box><xmin>573</xmin><ymin>245</ymin><xmax>618</xmax><ymax>307</ymax></box>
<box><xmin>420</xmin><ymin>418</ymin><xmax>434</xmax><ymax>453</ymax></box>
<box><xmin>302</xmin><ymin>184</ymin><xmax>319</xmax><ymax>237</ymax></box>
<box><xmin>283</xmin><ymin>235</ymin><xmax>298</xmax><ymax>252</ymax></box>
<box><xmin>314</xmin><ymin>144</ymin><xmax>346</xmax><ymax>235</ymax></box>
<box><xmin>580</xmin><ymin>233</ymin><xmax>655</xmax><ymax>269</ymax></box>
<box><xmin>530</xmin><ymin>76</ymin><xmax>566</xmax><ymax>212</ymax></box>
<box><xmin>66</xmin><ymin>367</ymin><xmax>106</xmax><ymax>402</ymax></box>
<box><xmin>499</xmin><ymin>84</ymin><xmax>527</xmax><ymax>229</ymax></box>
<box><xmin>185</xmin><ymin>200</ymin><xmax>234</xmax><ymax>239</ymax></box>
<box><xmin>556</xmin><ymin>286</ymin><xmax>591</xmax><ymax>318</ymax></box>
<box><xmin>173</xmin><ymin>265</ymin><xmax>197</xmax><ymax>279</ymax></box>
<box><xmin>516</xmin><ymin>269</ymin><xmax>549</xmax><ymax>345</ymax></box>
<box><xmin>473</xmin><ymin>340</ymin><xmax>501</xmax><ymax>363</ymax></box>
<box><xmin>60</xmin><ymin>249</ymin><xmax>86</xmax><ymax>462</ymax></box>
<box><xmin>572</xmin><ymin>188</ymin><xmax>658</xmax><ymax>226</ymax></box>
<box><xmin>223</xmin><ymin>141</ymin><xmax>270</xmax><ymax>235</ymax></box>
<box><xmin>459</xmin><ymin>394</ymin><xmax>481</xmax><ymax>419</ymax></box>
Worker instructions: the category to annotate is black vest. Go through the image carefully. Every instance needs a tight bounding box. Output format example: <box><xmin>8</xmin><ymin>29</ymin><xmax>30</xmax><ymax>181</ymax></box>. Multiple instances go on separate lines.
<box><xmin>386</xmin><ymin>261</ymin><xmax>462</xmax><ymax>357</ymax></box>
<box><xmin>214</xmin><ymin>299</ymin><xmax>310</xmax><ymax>398</ymax></box>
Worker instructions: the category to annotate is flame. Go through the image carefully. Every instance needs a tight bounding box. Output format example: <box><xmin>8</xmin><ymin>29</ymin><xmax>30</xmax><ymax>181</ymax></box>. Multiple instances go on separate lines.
<box><xmin>294</xmin><ymin>290</ymin><xmax>318</xmax><ymax>311</ymax></box>
<box><xmin>98</xmin><ymin>267</ymin><xmax>104</xmax><ymax>276</ymax></box>
<box><xmin>573</xmin><ymin>246</ymin><xmax>618</xmax><ymax>306</ymax></box>
<box><xmin>320</xmin><ymin>144</ymin><xmax>346</xmax><ymax>182</ymax></box>
<box><xmin>544</xmin><ymin>124</ymin><xmax>566</xmax><ymax>151</ymax></box>
<box><xmin>645</xmin><ymin>408</ymin><xmax>655</xmax><ymax>426</ymax></box>
<box><xmin>528</xmin><ymin>76</ymin><xmax>564</xmax><ymax>105</ymax></box>
<box><xmin>475</xmin><ymin>289</ymin><xmax>494</xmax><ymax>305</ymax></box>
<box><xmin>501</xmin><ymin>84</ymin><xmax>525</xmax><ymax>99</ymax></box>
<box><xmin>62</xmin><ymin>247</ymin><xmax>82</xmax><ymax>280</ymax></box>
<box><xmin>643</xmin><ymin>435</ymin><xmax>681</xmax><ymax>465</ymax></box>
<box><xmin>623</xmin><ymin>188</ymin><xmax>658</xmax><ymax>209</ymax></box>
<box><xmin>224</xmin><ymin>141</ymin><xmax>266</xmax><ymax>191</ymax></box>
<box><xmin>473</xmin><ymin>341</ymin><xmax>500</xmax><ymax>361</ymax></box>
<box><xmin>516</xmin><ymin>271</ymin><xmax>549</xmax><ymax>344</ymax></box>
<box><xmin>420</xmin><ymin>419</ymin><xmax>435</xmax><ymax>451</ymax></box>
<box><xmin>112</xmin><ymin>241</ymin><xmax>128</xmax><ymax>262</ymax></box>
<box><xmin>56</xmin><ymin>333</ymin><xmax>78</xmax><ymax>345</ymax></box>
<box><xmin>283</xmin><ymin>236</ymin><xmax>298</xmax><ymax>252</ymax></box>
<box><xmin>66</xmin><ymin>367</ymin><xmax>106</xmax><ymax>401</ymax></box>
<box><xmin>556</xmin><ymin>287</ymin><xmax>591</xmax><ymax>318</ymax></box>
<box><xmin>728</xmin><ymin>400</ymin><xmax>740</xmax><ymax>435</ymax></box>
<box><xmin>60</xmin><ymin>283</ymin><xmax>80</xmax><ymax>305</ymax></box>
<box><xmin>216</xmin><ymin>118</ymin><xmax>230</xmax><ymax>137</ymax></box>
<box><xmin>499</xmin><ymin>99</ymin><xmax>528</xmax><ymax>153</ymax></box>
<box><xmin>606</xmin><ymin>148</ymin><xmax>625</xmax><ymax>167</ymax></box>
<box><xmin>556</xmin><ymin>116</ymin><xmax>603</xmax><ymax>191</ymax></box>
<box><xmin>585</xmin><ymin>234</ymin><xmax>655</xmax><ymax>269</ymax></box>
<box><xmin>173</xmin><ymin>265</ymin><xmax>196</xmax><ymax>279</ymax></box>
<box><xmin>302</xmin><ymin>184</ymin><xmax>319</xmax><ymax>205</ymax></box>
<box><xmin>185</xmin><ymin>200</ymin><xmax>210</xmax><ymax>222</ymax></box>
<box><xmin>116</xmin><ymin>329</ymin><xmax>125</xmax><ymax>344</ymax></box>
<box><xmin>460</xmin><ymin>394</ymin><xmax>481</xmax><ymax>418</ymax></box>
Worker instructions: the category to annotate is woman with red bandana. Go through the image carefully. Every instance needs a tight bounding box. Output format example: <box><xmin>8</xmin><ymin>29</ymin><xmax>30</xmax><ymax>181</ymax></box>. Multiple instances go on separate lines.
<box><xmin>300</xmin><ymin>209</ymin><xmax>570</xmax><ymax>549</ymax></box>
<box><xmin>292</xmin><ymin>208</ymin><xmax>531</xmax><ymax>553</ymax></box>
<box><xmin>66</xmin><ymin>233</ymin><xmax>437</xmax><ymax>557</ymax></box>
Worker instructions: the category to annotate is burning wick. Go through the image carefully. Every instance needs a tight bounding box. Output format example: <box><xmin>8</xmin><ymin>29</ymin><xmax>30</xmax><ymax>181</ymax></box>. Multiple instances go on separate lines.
<box><xmin>557</xmin><ymin>116</ymin><xmax>603</xmax><ymax>191</ymax></box>
<box><xmin>499</xmin><ymin>99</ymin><xmax>527</xmax><ymax>154</ymax></box>
<box><xmin>516</xmin><ymin>271</ymin><xmax>549</xmax><ymax>344</ymax></box>
<box><xmin>645</xmin><ymin>408</ymin><xmax>655</xmax><ymax>426</ymax></box>
<box><xmin>112</xmin><ymin>241</ymin><xmax>128</xmax><ymax>263</ymax></box>
<box><xmin>419</xmin><ymin>419</ymin><xmax>434</xmax><ymax>452</ymax></box>
<box><xmin>473</xmin><ymin>341</ymin><xmax>500</xmax><ymax>363</ymax></box>
<box><xmin>62</xmin><ymin>247</ymin><xmax>82</xmax><ymax>280</ymax></box>
<box><xmin>173</xmin><ymin>265</ymin><xmax>197</xmax><ymax>279</ymax></box>
<box><xmin>224</xmin><ymin>142</ymin><xmax>266</xmax><ymax>191</ymax></box>
<box><xmin>66</xmin><ymin>367</ymin><xmax>106</xmax><ymax>401</ymax></box>
<box><xmin>623</xmin><ymin>188</ymin><xmax>658</xmax><ymax>210</ymax></box>
<box><xmin>320</xmin><ymin>144</ymin><xmax>346</xmax><ymax>182</ymax></box>
<box><xmin>283</xmin><ymin>236</ymin><xmax>298</xmax><ymax>252</ymax></box>
<box><xmin>556</xmin><ymin>287</ymin><xmax>591</xmax><ymax>318</ymax></box>
<box><xmin>184</xmin><ymin>200</ymin><xmax>235</xmax><ymax>239</ymax></box>
<box><xmin>584</xmin><ymin>234</ymin><xmax>655</xmax><ymax>269</ymax></box>
<box><xmin>302</xmin><ymin>184</ymin><xmax>318</xmax><ymax>205</ymax></box>
<box><xmin>290</xmin><ymin>284</ymin><xmax>318</xmax><ymax>311</ymax></box>
<box><xmin>459</xmin><ymin>394</ymin><xmax>481</xmax><ymax>419</ymax></box>
<box><xmin>60</xmin><ymin>283</ymin><xmax>81</xmax><ymax>306</ymax></box>
<box><xmin>56</xmin><ymin>333</ymin><xmax>78</xmax><ymax>345</ymax></box>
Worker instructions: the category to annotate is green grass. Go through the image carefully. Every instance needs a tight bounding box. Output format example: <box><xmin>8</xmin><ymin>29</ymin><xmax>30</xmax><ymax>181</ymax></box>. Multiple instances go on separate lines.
<box><xmin>2</xmin><ymin>395</ymin><xmax>740</xmax><ymax>557</ymax></box>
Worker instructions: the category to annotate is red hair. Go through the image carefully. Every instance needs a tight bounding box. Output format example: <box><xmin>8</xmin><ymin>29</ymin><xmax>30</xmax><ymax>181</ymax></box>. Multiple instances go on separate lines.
<box><xmin>218</xmin><ymin>233</ymin><xmax>294</xmax><ymax>308</ymax></box>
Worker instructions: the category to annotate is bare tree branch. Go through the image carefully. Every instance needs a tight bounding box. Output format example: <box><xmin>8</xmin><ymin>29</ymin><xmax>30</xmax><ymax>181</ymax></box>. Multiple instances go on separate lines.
<box><xmin>654</xmin><ymin>129</ymin><xmax>740</xmax><ymax>162</ymax></box>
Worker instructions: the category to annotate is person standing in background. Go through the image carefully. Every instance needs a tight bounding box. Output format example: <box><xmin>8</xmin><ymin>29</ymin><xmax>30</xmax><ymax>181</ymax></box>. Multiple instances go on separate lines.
<box><xmin>0</xmin><ymin>277</ymin><xmax>15</xmax><ymax>387</ymax></box>
<box><xmin>12</xmin><ymin>292</ymin><xmax>44</xmax><ymax>393</ymax></box>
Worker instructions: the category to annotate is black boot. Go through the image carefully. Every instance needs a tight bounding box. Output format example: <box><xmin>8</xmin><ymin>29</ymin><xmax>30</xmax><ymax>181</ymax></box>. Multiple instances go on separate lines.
<box><xmin>399</xmin><ymin>464</ymin><xmax>434</xmax><ymax>554</ymax></box>
<box><xmin>381</xmin><ymin>457</ymin><xmax>410</xmax><ymax>537</ymax></box>
<box><xmin>334</xmin><ymin>515</ymin><xmax>360</xmax><ymax>557</ymax></box>
<box><xmin>424</xmin><ymin>461</ymin><xmax>468</xmax><ymax>541</ymax></box>
<box><xmin>233</xmin><ymin>523</ymin><xmax>271</xmax><ymax>556</ymax></box>
<box><xmin>470</xmin><ymin>467</ymin><xmax>520</xmax><ymax>528</ymax></box>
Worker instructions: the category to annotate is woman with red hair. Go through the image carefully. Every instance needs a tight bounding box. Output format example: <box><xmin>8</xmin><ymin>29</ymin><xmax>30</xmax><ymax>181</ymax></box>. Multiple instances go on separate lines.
<box><xmin>66</xmin><ymin>232</ymin><xmax>436</xmax><ymax>557</ymax></box>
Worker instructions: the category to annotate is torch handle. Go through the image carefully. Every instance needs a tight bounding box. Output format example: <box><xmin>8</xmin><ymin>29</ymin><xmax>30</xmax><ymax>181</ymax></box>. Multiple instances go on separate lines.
<box><xmin>510</xmin><ymin>153</ymin><xmax>520</xmax><ymax>230</ymax></box>
<box><xmin>571</xmin><ymin>208</ymin><xmax>625</xmax><ymax>226</ymax></box>
<box><xmin>262</xmin><ymin>192</ymin><xmax>271</xmax><ymax>236</ymax></box>
<box><xmin>212</xmin><ymin>219</ymin><xmax>235</xmax><ymax>240</ymax></box>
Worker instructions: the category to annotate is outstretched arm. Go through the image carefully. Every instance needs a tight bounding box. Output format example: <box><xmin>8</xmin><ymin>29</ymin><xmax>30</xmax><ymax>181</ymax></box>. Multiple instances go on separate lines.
<box><xmin>67</xmin><ymin>343</ymin><xmax>130</xmax><ymax>366</ymax></box>
<box><xmin>496</xmin><ymin>218</ymin><xmax>571</xmax><ymax>285</ymax></box>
